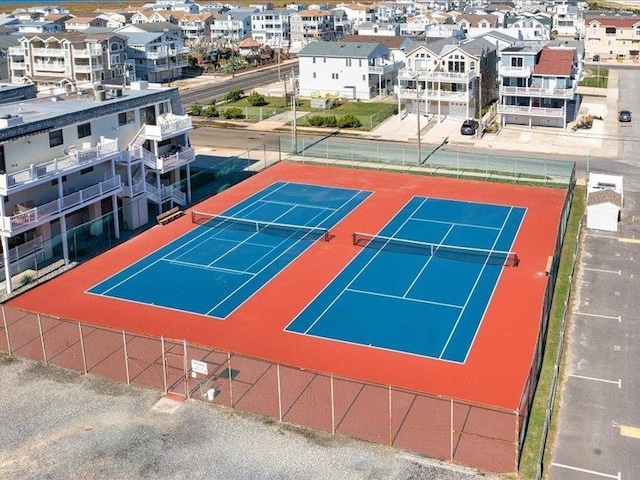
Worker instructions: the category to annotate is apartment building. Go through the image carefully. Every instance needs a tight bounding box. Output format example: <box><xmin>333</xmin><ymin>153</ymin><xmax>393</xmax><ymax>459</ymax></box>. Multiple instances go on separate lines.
<box><xmin>251</xmin><ymin>8</ymin><xmax>291</xmax><ymax>47</ymax></box>
<box><xmin>8</xmin><ymin>32</ymin><xmax>129</xmax><ymax>94</ymax></box>
<box><xmin>497</xmin><ymin>44</ymin><xmax>579</xmax><ymax>128</ymax></box>
<box><xmin>582</xmin><ymin>13</ymin><xmax>640</xmax><ymax>61</ymax></box>
<box><xmin>211</xmin><ymin>10</ymin><xmax>254</xmax><ymax>42</ymax></box>
<box><xmin>335</xmin><ymin>3</ymin><xmax>376</xmax><ymax>29</ymax></box>
<box><xmin>290</xmin><ymin>10</ymin><xmax>335</xmax><ymax>47</ymax></box>
<box><xmin>117</xmin><ymin>22</ymin><xmax>188</xmax><ymax>83</ymax></box>
<box><xmin>397</xmin><ymin>37</ymin><xmax>497</xmax><ymax>120</ymax></box>
<box><xmin>65</xmin><ymin>16</ymin><xmax>108</xmax><ymax>32</ymax></box>
<box><xmin>0</xmin><ymin>82</ymin><xmax>194</xmax><ymax>294</ymax></box>
<box><xmin>177</xmin><ymin>13</ymin><xmax>214</xmax><ymax>41</ymax></box>
<box><xmin>298</xmin><ymin>41</ymin><xmax>403</xmax><ymax>99</ymax></box>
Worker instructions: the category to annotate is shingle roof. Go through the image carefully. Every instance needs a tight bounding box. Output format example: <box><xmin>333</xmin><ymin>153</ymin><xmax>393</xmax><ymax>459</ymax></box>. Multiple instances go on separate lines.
<box><xmin>340</xmin><ymin>34</ymin><xmax>413</xmax><ymax>49</ymax></box>
<box><xmin>298</xmin><ymin>41</ymin><xmax>385</xmax><ymax>58</ymax></box>
<box><xmin>132</xmin><ymin>21</ymin><xmax>182</xmax><ymax>33</ymax></box>
<box><xmin>533</xmin><ymin>47</ymin><xmax>574</xmax><ymax>76</ymax></box>
<box><xmin>587</xmin><ymin>189</ymin><xmax>622</xmax><ymax>207</ymax></box>
<box><xmin>117</xmin><ymin>31</ymin><xmax>163</xmax><ymax>44</ymax></box>
<box><xmin>587</xmin><ymin>16</ymin><xmax>640</xmax><ymax>28</ymax></box>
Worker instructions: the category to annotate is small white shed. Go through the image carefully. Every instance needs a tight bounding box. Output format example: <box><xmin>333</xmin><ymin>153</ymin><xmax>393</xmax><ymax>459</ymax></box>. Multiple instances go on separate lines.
<box><xmin>586</xmin><ymin>189</ymin><xmax>623</xmax><ymax>232</ymax></box>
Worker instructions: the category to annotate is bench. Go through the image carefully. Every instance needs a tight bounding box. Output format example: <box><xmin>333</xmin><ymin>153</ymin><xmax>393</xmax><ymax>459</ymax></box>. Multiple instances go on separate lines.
<box><xmin>156</xmin><ymin>206</ymin><xmax>184</xmax><ymax>226</ymax></box>
<box><xmin>545</xmin><ymin>255</ymin><xmax>554</xmax><ymax>275</ymax></box>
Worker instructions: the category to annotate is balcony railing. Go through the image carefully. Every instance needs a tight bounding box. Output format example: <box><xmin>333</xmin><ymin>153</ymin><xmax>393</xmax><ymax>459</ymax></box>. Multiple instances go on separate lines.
<box><xmin>397</xmin><ymin>87</ymin><xmax>470</xmax><ymax>101</ymax></box>
<box><xmin>399</xmin><ymin>68</ymin><xmax>476</xmax><ymax>82</ymax></box>
<box><xmin>120</xmin><ymin>177</ymin><xmax>146</xmax><ymax>198</ymax></box>
<box><xmin>143</xmin><ymin>116</ymin><xmax>193</xmax><ymax>141</ymax></box>
<box><xmin>131</xmin><ymin>146</ymin><xmax>196</xmax><ymax>173</ymax></box>
<box><xmin>497</xmin><ymin>104</ymin><xmax>566</xmax><ymax>117</ymax></box>
<box><xmin>499</xmin><ymin>84</ymin><xmax>576</xmax><ymax>99</ymax></box>
<box><xmin>1</xmin><ymin>176</ymin><xmax>122</xmax><ymax>233</ymax></box>
<box><xmin>0</xmin><ymin>138</ymin><xmax>120</xmax><ymax>195</ymax></box>
<box><xmin>147</xmin><ymin>60</ymin><xmax>188</xmax><ymax>71</ymax></box>
<box><xmin>9</xmin><ymin>61</ymin><xmax>26</xmax><ymax>69</ymax></box>
<box><xmin>368</xmin><ymin>61</ymin><xmax>404</xmax><ymax>75</ymax></box>
<box><xmin>33</xmin><ymin>63</ymin><xmax>66</xmax><ymax>72</ymax></box>
<box><xmin>74</xmin><ymin>64</ymin><xmax>103</xmax><ymax>73</ymax></box>
<box><xmin>73</xmin><ymin>48</ymin><xmax>102</xmax><ymax>57</ymax></box>
<box><xmin>498</xmin><ymin>65</ymin><xmax>533</xmax><ymax>77</ymax></box>
<box><xmin>8</xmin><ymin>47</ymin><xmax>23</xmax><ymax>56</ymax></box>
<box><xmin>145</xmin><ymin>182</ymin><xmax>186</xmax><ymax>205</ymax></box>
<box><xmin>33</xmin><ymin>48</ymin><xmax>65</xmax><ymax>57</ymax></box>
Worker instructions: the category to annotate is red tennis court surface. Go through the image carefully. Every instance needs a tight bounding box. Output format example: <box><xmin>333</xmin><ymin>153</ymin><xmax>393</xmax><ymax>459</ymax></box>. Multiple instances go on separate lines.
<box><xmin>6</xmin><ymin>162</ymin><xmax>568</xmax><ymax>472</ymax></box>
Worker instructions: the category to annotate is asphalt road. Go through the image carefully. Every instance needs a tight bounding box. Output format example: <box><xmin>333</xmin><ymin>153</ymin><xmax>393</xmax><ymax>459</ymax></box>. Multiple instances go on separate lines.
<box><xmin>179</xmin><ymin>64</ymin><xmax>299</xmax><ymax>106</ymax></box>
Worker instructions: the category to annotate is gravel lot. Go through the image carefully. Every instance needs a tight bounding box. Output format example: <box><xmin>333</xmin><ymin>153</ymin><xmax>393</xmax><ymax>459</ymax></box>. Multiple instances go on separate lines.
<box><xmin>0</xmin><ymin>354</ymin><xmax>496</xmax><ymax>480</ymax></box>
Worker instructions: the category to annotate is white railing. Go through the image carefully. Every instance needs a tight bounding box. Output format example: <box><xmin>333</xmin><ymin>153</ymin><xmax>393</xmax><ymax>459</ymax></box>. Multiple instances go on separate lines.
<box><xmin>33</xmin><ymin>48</ymin><xmax>65</xmax><ymax>56</ymax></box>
<box><xmin>10</xmin><ymin>61</ymin><xmax>26</xmax><ymax>69</ymax></box>
<box><xmin>498</xmin><ymin>65</ymin><xmax>533</xmax><ymax>77</ymax></box>
<box><xmin>399</xmin><ymin>68</ymin><xmax>476</xmax><ymax>82</ymax></box>
<box><xmin>73</xmin><ymin>48</ymin><xmax>102</xmax><ymax>57</ymax></box>
<box><xmin>0</xmin><ymin>235</ymin><xmax>44</xmax><ymax>282</ymax></box>
<box><xmin>499</xmin><ymin>84</ymin><xmax>576</xmax><ymax>99</ymax></box>
<box><xmin>497</xmin><ymin>104</ymin><xmax>566</xmax><ymax>117</ymax></box>
<box><xmin>397</xmin><ymin>88</ymin><xmax>470</xmax><ymax>101</ymax></box>
<box><xmin>143</xmin><ymin>116</ymin><xmax>193</xmax><ymax>141</ymax></box>
<box><xmin>147</xmin><ymin>60</ymin><xmax>188</xmax><ymax>71</ymax></box>
<box><xmin>0</xmin><ymin>139</ymin><xmax>120</xmax><ymax>194</ymax></box>
<box><xmin>131</xmin><ymin>146</ymin><xmax>195</xmax><ymax>172</ymax></box>
<box><xmin>74</xmin><ymin>64</ymin><xmax>103</xmax><ymax>73</ymax></box>
<box><xmin>145</xmin><ymin>182</ymin><xmax>186</xmax><ymax>205</ymax></box>
<box><xmin>146</xmin><ymin>50</ymin><xmax>168</xmax><ymax>60</ymax></box>
<box><xmin>368</xmin><ymin>61</ymin><xmax>404</xmax><ymax>75</ymax></box>
<box><xmin>8</xmin><ymin>47</ymin><xmax>23</xmax><ymax>55</ymax></box>
<box><xmin>2</xmin><ymin>176</ymin><xmax>122</xmax><ymax>233</ymax></box>
<box><xmin>33</xmin><ymin>63</ymin><xmax>66</xmax><ymax>72</ymax></box>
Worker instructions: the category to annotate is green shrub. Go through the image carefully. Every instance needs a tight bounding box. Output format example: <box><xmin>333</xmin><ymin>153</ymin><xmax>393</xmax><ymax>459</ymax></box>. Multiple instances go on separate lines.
<box><xmin>188</xmin><ymin>103</ymin><xmax>203</xmax><ymax>116</ymax></box>
<box><xmin>324</xmin><ymin>115</ymin><xmax>337</xmax><ymax>127</ymax></box>
<box><xmin>337</xmin><ymin>114</ymin><xmax>362</xmax><ymax>128</ymax></box>
<box><xmin>202</xmin><ymin>105</ymin><xmax>219</xmax><ymax>118</ymax></box>
<box><xmin>247</xmin><ymin>91</ymin><xmax>267</xmax><ymax>106</ymax></box>
<box><xmin>224</xmin><ymin>88</ymin><xmax>245</xmax><ymax>102</ymax></box>
<box><xmin>207</xmin><ymin>98</ymin><xmax>217</xmax><ymax>106</ymax></box>
<box><xmin>223</xmin><ymin>107</ymin><xmax>244</xmax><ymax>119</ymax></box>
<box><xmin>306</xmin><ymin>114</ymin><xmax>326</xmax><ymax>126</ymax></box>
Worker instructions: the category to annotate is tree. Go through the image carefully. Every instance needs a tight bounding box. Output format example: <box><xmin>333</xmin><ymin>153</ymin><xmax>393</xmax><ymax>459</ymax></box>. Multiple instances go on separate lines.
<box><xmin>247</xmin><ymin>91</ymin><xmax>267</xmax><ymax>106</ymax></box>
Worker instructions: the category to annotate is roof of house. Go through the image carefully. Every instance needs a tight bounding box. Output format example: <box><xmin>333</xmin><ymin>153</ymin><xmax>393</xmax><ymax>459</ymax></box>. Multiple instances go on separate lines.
<box><xmin>533</xmin><ymin>47</ymin><xmax>574</xmax><ymax>76</ymax></box>
<box><xmin>506</xmin><ymin>15</ymin><xmax>552</xmax><ymax>27</ymax></box>
<box><xmin>116</xmin><ymin>31</ymin><xmax>163</xmax><ymax>44</ymax></box>
<box><xmin>298</xmin><ymin>41</ymin><xmax>386</xmax><ymax>58</ymax></box>
<box><xmin>455</xmin><ymin>14</ymin><xmax>500</xmax><ymax>27</ymax></box>
<box><xmin>126</xmin><ymin>21</ymin><xmax>182</xmax><ymax>33</ymax></box>
<box><xmin>340</xmin><ymin>34</ymin><xmax>413</xmax><ymax>49</ymax></box>
<box><xmin>238</xmin><ymin>37</ymin><xmax>261</xmax><ymax>48</ymax></box>
<box><xmin>66</xmin><ymin>16</ymin><xmax>102</xmax><ymax>24</ymax></box>
<box><xmin>587</xmin><ymin>17</ymin><xmax>640</xmax><ymax>28</ymax></box>
<box><xmin>295</xmin><ymin>9</ymin><xmax>332</xmax><ymax>16</ymax></box>
<box><xmin>587</xmin><ymin>189</ymin><xmax>623</xmax><ymax>207</ymax></box>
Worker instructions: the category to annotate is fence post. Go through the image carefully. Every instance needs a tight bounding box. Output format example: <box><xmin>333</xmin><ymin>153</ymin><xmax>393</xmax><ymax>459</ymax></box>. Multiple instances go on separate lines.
<box><xmin>123</xmin><ymin>330</ymin><xmax>130</xmax><ymax>385</ymax></box>
<box><xmin>37</xmin><ymin>314</ymin><xmax>47</xmax><ymax>364</ymax></box>
<box><xmin>450</xmin><ymin>399</ymin><xmax>454</xmax><ymax>461</ymax></box>
<box><xmin>330</xmin><ymin>374</ymin><xmax>335</xmax><ymax>435</ymax></box>
<box><xmin>388</xmin><ymin>385</ymin><xmax>392</xmax><ymax>446</ymax></box>
<box><xmin>183</xmin><ymin>339</ymin><xmax>188</xmax><ymax>398</ymax></box>
<box><xmin>277</xmin><ymin>364</ymin><xmax>282</xmax><ymax>422</ymax></box>
<box><xmin>78</xmin><ymin>323</ymin><xmax>87</xmax><ymax>374</ymax></box>
<box><xmin>228</xmin><ymin>351</ymin><xmax>233</xmax><ymax>407</ymax></box>
<box><xmin>2</xmin><ymin>305</ymin><xmax>11</xmax><ymax>355</ymax></box>
<box><xmin>161</xmin><ymin>336</ymin><xmax>167</xmax><ymax>393</ymax></box>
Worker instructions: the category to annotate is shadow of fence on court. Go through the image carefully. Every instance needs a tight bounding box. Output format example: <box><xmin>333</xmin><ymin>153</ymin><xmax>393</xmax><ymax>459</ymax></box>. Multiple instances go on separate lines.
<box><xmin>1</xmin><ymin>303</ymin><xmax>520</xmax><ymax>473</ymax></box>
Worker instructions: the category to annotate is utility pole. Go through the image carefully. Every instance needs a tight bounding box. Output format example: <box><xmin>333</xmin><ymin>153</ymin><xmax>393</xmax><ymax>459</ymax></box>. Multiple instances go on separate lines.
<box><xmin>416</xmin><ymin>80</ymin><xmax>422</xmax><ymax>164</ymax></box>
<box><xmin>290</xmin><ymin>68</ymin><xmax>298</xmax><ymax>155</ymax></box>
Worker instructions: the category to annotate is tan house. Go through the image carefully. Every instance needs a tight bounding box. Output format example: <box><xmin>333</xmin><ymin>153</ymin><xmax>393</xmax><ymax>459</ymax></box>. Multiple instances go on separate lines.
<box><xmin>65</xmin><ymin>16</ymin><xmax>108</xmax><ymax>32</ymax></box>
<box><xmin>584</xmin><ymin>15</ymin><xmax>640</xmax><ymax>61</ymax></box>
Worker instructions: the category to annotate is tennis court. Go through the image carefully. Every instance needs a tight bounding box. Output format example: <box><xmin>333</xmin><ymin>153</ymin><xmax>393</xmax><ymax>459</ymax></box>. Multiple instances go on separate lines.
<box><xmin>286</xmin><ymin>197</ymin><xmax>526</xmax><ymax>363</ymax></box>
<box><xmin>88</xmin><ymin>181</ymin><xmax>371</xmax><ymax>318</ymax></box>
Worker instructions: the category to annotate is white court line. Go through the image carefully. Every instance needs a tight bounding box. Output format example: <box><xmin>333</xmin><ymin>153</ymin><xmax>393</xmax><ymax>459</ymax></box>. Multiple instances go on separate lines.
<box><xmin>163</xmin><ymin>259</ymin><xmax>252</xmax><ymax>276</ymax></box>
<box><xmin>259</xmin><ymin>198</ymin><xmax>338</xmax><ymax>211</ymax></box>
<box><xmin>583</xmin><ymin>267</ymin><xmax>621</xmax><ymax>275</ymax></box>
<box><xmin>346</xmin><ymin>288</ymin><xmax>463</xmax><ymax>310</ymax></box>
<box><xmin>569</xmin><ymin>374</ymin><xmax>622</xmax><ymax>388</ymax></box>
<box><xmin>408</xmin><ymin>217</ymin><xmax>501</xmax><ymax>231</ymax></box>
<box><xmin>551</xmin><ymin>462</ymin><xmax>621</xmax><ymax>479</ymax></box>
<box><xmin>573</xmin><ymin>312</ymin><xmax>622</xmax><ymax>322</ymax></box>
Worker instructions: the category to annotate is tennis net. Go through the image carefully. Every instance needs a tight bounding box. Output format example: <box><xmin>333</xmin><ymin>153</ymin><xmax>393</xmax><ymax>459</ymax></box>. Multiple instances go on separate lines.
<box><xmin>192</xmin><ymin>211</ymin><xmax>331</xmax><ymax>241</ymax></box>
<box><xmin>353</xmin><ymin>232</ymin><xmax>519</xmax><ymax>267</ymax></box>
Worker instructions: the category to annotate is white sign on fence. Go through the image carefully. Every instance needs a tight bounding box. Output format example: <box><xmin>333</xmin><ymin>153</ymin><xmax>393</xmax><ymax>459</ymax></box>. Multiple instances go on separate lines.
<box><xmin>191</xmin><ymin>359</ymin><xmax>208</xmax><ymax>376</ymax></box>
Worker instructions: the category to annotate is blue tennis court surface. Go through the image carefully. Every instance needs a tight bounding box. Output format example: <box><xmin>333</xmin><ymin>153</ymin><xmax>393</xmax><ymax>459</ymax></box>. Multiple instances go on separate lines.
<box><xmin>285</xmin><ymin>197</ymin><xmax>526</xmax><ymax>363</ymax></box>
<box><xmin>88</xmin><ymin>182</ymin><xmax>371</xmax><ymax>318</ymax></box>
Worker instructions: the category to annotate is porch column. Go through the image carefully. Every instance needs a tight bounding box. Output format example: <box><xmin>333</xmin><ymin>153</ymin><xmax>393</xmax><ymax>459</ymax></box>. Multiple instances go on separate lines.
<box><xmin>60</xmin><ymin>214</ymin><xmax>69</xmax><ymax>265</ymax></box>
<box><xmin>2</xmin><ymin>235</ymin><xmax>11</xmax><ymax>294</ymax></box>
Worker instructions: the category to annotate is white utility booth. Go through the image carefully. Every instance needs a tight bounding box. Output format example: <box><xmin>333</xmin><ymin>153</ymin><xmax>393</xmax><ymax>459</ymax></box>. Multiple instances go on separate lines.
<box><xmin>586</xmin><ymin>173</ymin><xmax>623</xmax><ymax>232</ymax></box>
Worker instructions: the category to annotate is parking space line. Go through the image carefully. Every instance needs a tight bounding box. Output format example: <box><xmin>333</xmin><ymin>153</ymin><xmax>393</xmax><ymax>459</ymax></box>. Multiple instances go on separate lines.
<box><xmin>586</xmin><ymin>233</ymin><xmax>619</xmax><ymax>240</ymax></box>
<box><xmin>583</xmin><ymin>268</ymin><xmax>621</xmax><ymax>275</ymax></box>
<box><xmin>619</xmin><ymin>237</ymin><xmax>640</xmax><ymax>244</ymax></box>
<box><xmin>573</xmin><ymin>312</ymin><xmax>622</xmax><ymax>322</ymax></box>
<box><xmin>569</xmin><ymin>374</ymin><xmax>622</xmax><ymax>388</ymax></box>
<box><xmin>550</xmin><ymin>462</ymin><xmax>621</xmax><ymax>479</ymax></box>
<box><xmin>620</xmin><ymin>425</ymin><xmax>640</xmax><ymax>439</ymax></box>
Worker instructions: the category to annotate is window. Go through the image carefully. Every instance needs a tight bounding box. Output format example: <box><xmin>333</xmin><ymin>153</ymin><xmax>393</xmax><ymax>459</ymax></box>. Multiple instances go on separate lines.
<box><xmin>313</xmin><ymin>57</ymin><xmax>316</xmax><ymax>63</ymax></box>
<box><xmin>49</xmin><ymin>129</ymin><xmax>63</xmax><ymax>147</ymax></box>
<box><xmin>111</xmin><ymin>70</ymin><xmax>115</xmax><ymax>78</ymax></box>
<box><xmin>77</xmin><ymin>122</ymin><xmax>91</xmax><ymax>138</ymax></box>
<box><xmin>111</xmin><ymin>54</ymin><xmax>120</xmax><ymax>65</ymax></box>
<box><xmin>346</xmin><ymin>58</ymin><xmax>352</xmax><ymax>66</ymax></box>
<box><xmin>0</xmin><ymin>145</ymin><xmax>5</xmax><ymax>173</ymax></box>
<box><xmin>313</xmin><ymin>72</ymin><xmax>316</xmax><ymax>78</ymax></box>
<box><xmin>332</xmin><ymin>73</ymin><xmax>339</xmax><ymax>79</ymax></box>
<box><xmin>80</xmin><ymin>166</ymin><xmax>93</xmax><ymax>175</ymax></box>
<box><xmin>510</xmin><ymin>56</ymin><xmax>524</xmax><ymax>67</ymax></box>
<box><xmin>606</xmin><ymin>27</ymin><xmax>616</xmax><ymax>35</ymax></box>
<box><xmin>118</xmin><ymin>110</ymin><xmax>135</xmax><ymax>126</ymax></box>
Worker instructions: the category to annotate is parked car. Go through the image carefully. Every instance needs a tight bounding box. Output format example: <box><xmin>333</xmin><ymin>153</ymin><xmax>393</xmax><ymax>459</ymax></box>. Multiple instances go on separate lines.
<box><xmin>592</xmin><ymin>54</ymin><xmax>600</xmax><ymax>62</ymax></box>
<box><xmin>460</xmin><ymin>119</ymin><xmax>480</xmax><ymax>135</ymax></box>
<box><xmin>619</xmin><ymin>110</ymin><xmax>632</xmax><ymax>122</ymax></box>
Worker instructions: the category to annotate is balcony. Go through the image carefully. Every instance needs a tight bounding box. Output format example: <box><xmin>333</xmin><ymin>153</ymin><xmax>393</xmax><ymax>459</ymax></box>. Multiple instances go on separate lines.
<box><xmin>145</xmin><ymin>181</ymin><xmax>186</xmax><ymax>206</ymax></box>
<box><xmin>73</xmin><ymin>48</ymin><xmax>102</xmax><ymax>57</ymax></box>
<box><xmin>131</xmin><ymin>146</ymin><xmax>196</xmax><ymax>174</ymax></box>
<box><xmin>0</xmin><ymin>138</ymin><xmax>120</xmax><ymax>196</ymax></box>
<box><xmin>397</xmin><ymin>87</ymin><xmax>470</xmax><ymax>101</ymax></box>
<box><xmin>147</xmin><ymin>60</ymin><xmax>188</xmax><ymax>72</ymax></box>
<box><xmin>33</xmin><ymin>63</ymin><xmax>66</xmax><ymax>72</ymax></box>
<box><xmin>498</xmin><ymin>65</ymin><xmax>533</xmax><ymax>78</ymax></box>
<box><xmin>8</xmin><ymin>47</ymin><xmax>23</xmax><ymax>56</ymax></box>
<box><xmin>120</xmin><ymin>177</ymin><xmax>146</xmax><ymax>198</ymax></box>
<box><xmin>143</xmin><ymin>115</ymin><xmax>193</xmax><ymax>141</ymax></box>
<box><xmin>368</xmin><ymin>61</ymin><xmax>404</xmax><ymax>75</ymax></box>
<box><xmin>0</xmin><ymin>176</ymin><xmax>122</xmax><ymax>234</ymax></box>
<box><xmin>74</xmin><ymin>64</ymin><xmax>103</xmax><ymax>73</ymax></box>
<box><xmin>497</xmin><ymin>104</ymin><xmax>566</xmax><ymax>118</ymax></box>
<box><xmin>398</xmin><ymin>68</ymin><xmax>476</xmax><ymax>82</ymax></box>
<box><xmin>499</xmin><ymin>84</ymin><xmax>576</xmax><ymax>99</ymax></box>
<box><xmin>33</xmin><ymin>48</ymin><xmax>65</xmax><ymax>57</ymax></box>
<box><xmin>9</xmin><ymin>61</ymin><xmax>26</xmax><ymax>70</ymax></box>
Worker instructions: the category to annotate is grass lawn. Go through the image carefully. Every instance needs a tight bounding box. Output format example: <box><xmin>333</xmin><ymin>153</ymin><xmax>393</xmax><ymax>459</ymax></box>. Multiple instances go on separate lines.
<box><xmin>329</xmin><ymin>101</ymin><xmax>395</xmax><ymax>116</ymax></box>
<box><xmin>579</xmin><ymin>68</ymin><xmax>609</xmax><ymax>88</ymax></box>
<box><xmin>518</xmin><ymin>186</ymin><xmax>585</xmax><ymax>479</ymax></box>
<box><xmin>221</xmin><ymin>96</ymin><xmax>312</xmax><ymax>110</ymax></box>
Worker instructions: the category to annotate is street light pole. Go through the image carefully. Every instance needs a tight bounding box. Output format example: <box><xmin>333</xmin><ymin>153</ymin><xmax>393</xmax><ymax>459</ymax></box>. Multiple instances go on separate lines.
<box><xmin>290</xmin><ymin>68</ymin><xmax>298</xmax><ymax>154</ymax></box>
<box><xmin>416</xmin><ymin>81</ymin><xmax>422</xmax><ymax>164</ymax></box>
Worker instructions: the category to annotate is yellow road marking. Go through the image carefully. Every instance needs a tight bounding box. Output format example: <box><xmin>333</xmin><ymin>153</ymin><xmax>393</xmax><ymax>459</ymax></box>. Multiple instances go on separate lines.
<box><xmin>620</xmin><ymin>425</ymin><xmax>640</xmax><ymax>438</ymax></box>
<box><xmin>619</xmin><ymin>238</ymin><xmax>640</xmax><ymax>244</ymax></box>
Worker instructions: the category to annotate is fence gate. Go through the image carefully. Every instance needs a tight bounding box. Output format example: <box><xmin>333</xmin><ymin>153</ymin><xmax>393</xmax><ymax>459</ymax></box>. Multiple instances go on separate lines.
<box><xmin>163</xmin><ymin>338</ymin><xmax>188</xmax><ymax>397</ymax></box>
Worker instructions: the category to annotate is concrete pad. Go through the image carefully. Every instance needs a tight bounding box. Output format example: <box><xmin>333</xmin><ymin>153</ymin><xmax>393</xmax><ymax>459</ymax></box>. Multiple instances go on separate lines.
<box><xmin>151</xmin><ymin>394</ymin><xmax>185</xmax><ymax>414</ymax></box>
